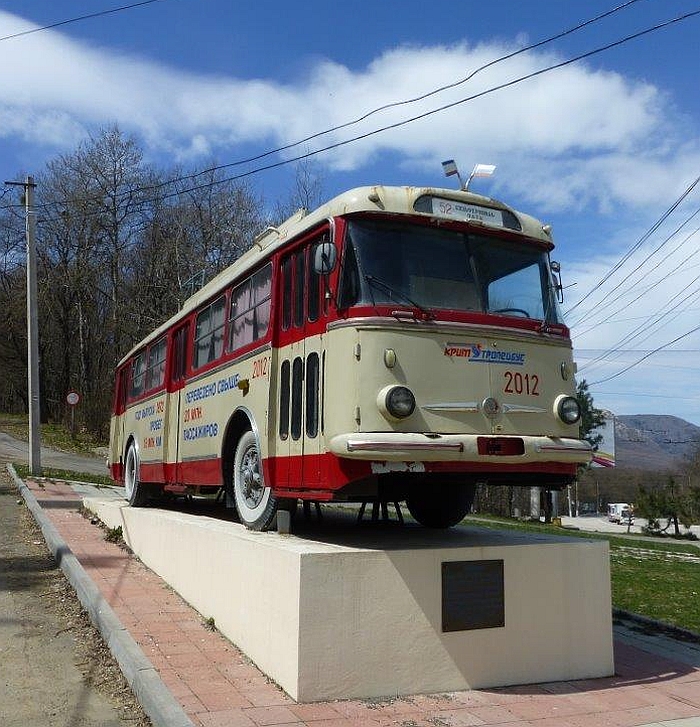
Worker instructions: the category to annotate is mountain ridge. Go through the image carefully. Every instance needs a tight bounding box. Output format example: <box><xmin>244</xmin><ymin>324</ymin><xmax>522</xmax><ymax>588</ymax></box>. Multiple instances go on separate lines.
<box><xmin>611</xmin><ymin>414</ymin><xmax>700</xmax><ymax>470</ymax></box>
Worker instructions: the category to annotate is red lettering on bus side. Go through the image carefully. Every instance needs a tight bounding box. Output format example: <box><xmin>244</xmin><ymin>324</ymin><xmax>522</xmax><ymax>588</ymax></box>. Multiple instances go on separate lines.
<box><xmin>252</xmin><ymin>356</ymin><xmax>269</xmax><ymax>379</ymax></box>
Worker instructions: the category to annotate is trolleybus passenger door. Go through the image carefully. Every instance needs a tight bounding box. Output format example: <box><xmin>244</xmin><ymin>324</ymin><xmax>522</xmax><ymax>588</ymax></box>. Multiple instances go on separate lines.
<box><xmin>164</xmin><ymin>322</ymin><xmax>189</xmax><ymax>483</ymax></box>
<box><xmin>278</xmin><ymin>240</ymin><xmax>327</xmax><ymax>491</ymax></box>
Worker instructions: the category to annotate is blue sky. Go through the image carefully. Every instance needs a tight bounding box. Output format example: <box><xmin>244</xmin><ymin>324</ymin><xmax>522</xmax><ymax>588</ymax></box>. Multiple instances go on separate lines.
<box><xmin>2</xmin><ymin>0</ymin><xmax>700</xmax><ymax>428</ymax></box>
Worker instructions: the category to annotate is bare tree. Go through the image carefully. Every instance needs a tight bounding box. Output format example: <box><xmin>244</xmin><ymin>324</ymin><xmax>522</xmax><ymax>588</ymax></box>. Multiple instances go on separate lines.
<box><xmin>272</xmin><ymin>158</ymin><xmax>326</xmax><ymax>224</ymax></box>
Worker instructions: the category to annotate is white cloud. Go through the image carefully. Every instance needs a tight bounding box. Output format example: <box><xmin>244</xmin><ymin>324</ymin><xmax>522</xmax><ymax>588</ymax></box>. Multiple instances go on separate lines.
<box><xmin>3</xmin><ymin>12</ymin><xmax>700</xmax><ymax>422</ymax></box>
<box><xmin>1</xmin><ymin>11</ymin><xmax>699</xmax><ymax>215</ymax></box>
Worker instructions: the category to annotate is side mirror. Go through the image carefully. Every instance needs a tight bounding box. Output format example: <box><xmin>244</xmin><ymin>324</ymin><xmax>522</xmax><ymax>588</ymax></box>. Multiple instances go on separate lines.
<box><xmin>313</xmin><ymin>241</ymin><xmax>337</xmax><ymax>275</ymax></box>
<box><xmin>550</xmin><ymin>260</ymin><xmax>564</xmax><ymax>304</ymax></box>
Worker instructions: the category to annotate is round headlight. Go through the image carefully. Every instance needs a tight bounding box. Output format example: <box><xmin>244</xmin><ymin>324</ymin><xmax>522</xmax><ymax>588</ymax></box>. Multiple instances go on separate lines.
<box><xmin>385</xmin><ymin>386</ymin><xmax>416</xmax><ymax>419</ymax></box>
<box><xmin>556</xmin><ymin>395</ymin><xmax>581</xmax><ymax>425</ymax></box>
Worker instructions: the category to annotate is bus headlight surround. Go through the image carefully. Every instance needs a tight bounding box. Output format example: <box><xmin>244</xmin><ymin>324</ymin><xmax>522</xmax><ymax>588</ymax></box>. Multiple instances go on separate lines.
<box><xmin>554</xmin><ymin>394</ymin><xmax>581</xmax><ymax>425</ymax></box>
<box><xmin>378</xmin><ymin>385</ymin><xmax>416</xmax><ymax>419</ymax></box>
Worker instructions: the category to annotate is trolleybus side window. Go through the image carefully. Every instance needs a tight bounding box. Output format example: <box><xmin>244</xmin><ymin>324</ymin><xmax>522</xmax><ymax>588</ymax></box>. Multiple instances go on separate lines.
<box><xmin>282</xmin><ymin>256</ymin><xmax>293</xmax><ymax>330</ymax></box>
<box><xmin>293</xmin><ymin>252</ymin><xmax>304</xmax><ymax>328</ymax></box>
<box><xmin>193</xmin><ymin>295</ymin><xmax>226</xmax><ymax>369</ymax></box>
<box><xmin>282</xmin><ymin>243</ymin><xmax>326</xmax><ymax>327</ymax></box>
<box><xmin>130</xmin><ymin>353</ymin><xmax>146</xmax><ymax>399</ymax></box>
<box><xmin>279</xmin><ymin>359</ymin><xmax>290</xmax><ymax>440</ymax></box>
<box><xmin>145</xmin><ymin>337</ymin><xmax>167</xmax><ymax>391</ymax></box>
<box><xmin>307</xmin><ymin>248</ymin><xmax>320</xmax><ymax>322</ymax></box>
<box><xmin>291</xmin><ymin>356</ymin><xmax>304</xmax><ymax>440</ymax></box>
<box><xmin>172</xmin><ymin>323</ymin><xmax>189</xmax><ymax>384</ymax></box>
<box><xmin>305</xmin><ymin>352</ymin><xmax>320</xmax><ymax>438</ymax></box>
<box><xmin>228</xmin><ymin>264</ymin><xmax>272</xmax><ymax>352</ymax></box>
<box><xmin>338</xmin><ymin>240</ymin><xmax>360</xmax><ymax>308</ymax></box>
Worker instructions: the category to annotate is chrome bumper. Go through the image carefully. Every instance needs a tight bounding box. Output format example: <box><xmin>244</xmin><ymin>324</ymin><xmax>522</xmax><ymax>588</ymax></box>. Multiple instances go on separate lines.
<box><xmin>329</xmin><ymin>432</ymin><xmax>592</xmax><ymax>465</ymax></box>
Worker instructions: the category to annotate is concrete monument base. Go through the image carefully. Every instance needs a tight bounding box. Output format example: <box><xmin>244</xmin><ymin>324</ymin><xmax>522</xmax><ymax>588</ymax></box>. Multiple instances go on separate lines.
<box><xmin>84</xmin><ymin>497</ymin><xmax>614</xmax><ymax>702</ymax></box>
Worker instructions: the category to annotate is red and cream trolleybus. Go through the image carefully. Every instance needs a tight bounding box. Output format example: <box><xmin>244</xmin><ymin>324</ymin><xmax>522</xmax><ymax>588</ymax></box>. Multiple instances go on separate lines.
<box><xmin>108</xmin><ymin>184</ymin><xmax>591</xmax><ymax>530</ymax></box>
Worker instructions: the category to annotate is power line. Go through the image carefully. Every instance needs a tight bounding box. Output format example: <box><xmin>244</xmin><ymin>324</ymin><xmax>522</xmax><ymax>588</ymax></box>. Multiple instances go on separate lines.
<box><xmin>580</xmin><ymin>277</ymin><xmax>700</xmax><ymax>374</ymax></box>
<box><xmin>565</xmin><ymin>172</ymin><xmax>700</xmax><ymax>320</ymax></box>
<box><xmin>572</xmin><ymin>220</ymin><xmax>700</xmax><ymax>338</ymax></box>
<box><xmin>589</xmin><ymin>322</ymin><xmax>700</xmax><ymax>385</ymax></box>
<box><xmin>10</xmin><ymin>5</ymin><xmax>700</xmax><ymax>225</ymax></box>
<box><xmin>0</xmin><ymin>0</ymin><xmax>172</xmax><ymax>43</ymax></box>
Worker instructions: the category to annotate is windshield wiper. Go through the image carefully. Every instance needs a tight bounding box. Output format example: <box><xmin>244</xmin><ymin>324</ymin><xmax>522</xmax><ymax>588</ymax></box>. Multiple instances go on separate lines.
<box><xmin>364</xmin><ymin>275</ymin><xmax>433</xmax><ymax>319</ymax></box>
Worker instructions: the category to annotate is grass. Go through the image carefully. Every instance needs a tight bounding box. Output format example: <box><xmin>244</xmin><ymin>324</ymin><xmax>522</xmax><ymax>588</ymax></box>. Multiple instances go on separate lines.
<box><xmin>0</xmin><ymin>413</ymin><xmax>106</xmax><ymax>456</ymax></box>
<box><xmin>611</xmin><ymin>549</ymin><xmax>700</xmax><ymax>633</ymax></box>
<box><xmin>464</xmin><ymin>515</ymin><xmax>700</xmax><ymax>634</ymax></box>
<box><xmin>13</xmin><ymin>463</ymin><xmax>115</xmax><ymax>487</ymax></box>
<box><xmin>104</xmin><ymin>525</ymin><xmax>124</xmax><ymax>543</ymax></box>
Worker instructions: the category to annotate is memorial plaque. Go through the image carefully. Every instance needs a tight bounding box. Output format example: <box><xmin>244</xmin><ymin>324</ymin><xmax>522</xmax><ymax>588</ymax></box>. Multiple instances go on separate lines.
<box><xmin>441</xmin><ymin>559</ymin><xmax>505</xmax><ymax>632</ymax></box>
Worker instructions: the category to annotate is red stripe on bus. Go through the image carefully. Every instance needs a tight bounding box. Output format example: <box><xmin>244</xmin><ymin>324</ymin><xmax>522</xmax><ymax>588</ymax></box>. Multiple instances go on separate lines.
<box><xmin>116</xmin><ymin>453</ymin><xmax>575</xmax><ymax>493</ymax></box>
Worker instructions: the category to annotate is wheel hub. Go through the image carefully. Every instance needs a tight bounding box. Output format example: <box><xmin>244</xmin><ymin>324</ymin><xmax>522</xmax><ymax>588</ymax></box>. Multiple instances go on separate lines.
<box><xmin>241</xmin><ymin>451</ymin><xmax>262</xmax><ymax>505</ymax></box>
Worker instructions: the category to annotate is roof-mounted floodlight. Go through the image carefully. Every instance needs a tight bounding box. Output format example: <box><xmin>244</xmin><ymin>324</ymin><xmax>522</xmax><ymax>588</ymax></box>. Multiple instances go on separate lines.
<box><xmin>442</xmin><ymin>160</ymin><xmax>496</xmax><ymax>191</ymax></box>
<box><xmin>465</xmin><ymin>163</ymin><xmax>496</xmax><ymax>191</ymax></box>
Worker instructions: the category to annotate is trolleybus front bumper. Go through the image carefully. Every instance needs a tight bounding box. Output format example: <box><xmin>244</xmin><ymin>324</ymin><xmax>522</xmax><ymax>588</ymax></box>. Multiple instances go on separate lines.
<box><xmin>329</xmin><ymin>433</ymin><xmax>592</xmax><ymax>466</ymax></box>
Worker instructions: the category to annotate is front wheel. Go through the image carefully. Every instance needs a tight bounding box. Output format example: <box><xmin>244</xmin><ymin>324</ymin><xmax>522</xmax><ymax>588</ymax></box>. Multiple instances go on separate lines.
<box><xmin>233</xmin><ymin>430</ymin><xmax>279</xmax><ymax>531</ymax></box>
<box><xmin>406</xmin><ymin>484</ymin><xmax>476</xmax><ymax>528</ymax></box>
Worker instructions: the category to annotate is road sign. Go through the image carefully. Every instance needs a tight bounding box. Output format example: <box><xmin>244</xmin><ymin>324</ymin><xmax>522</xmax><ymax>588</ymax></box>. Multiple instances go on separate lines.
<box><xmin>66</xmin><ymin>390</ymin><xmax>80</xmax><ymax>406</ymax></box>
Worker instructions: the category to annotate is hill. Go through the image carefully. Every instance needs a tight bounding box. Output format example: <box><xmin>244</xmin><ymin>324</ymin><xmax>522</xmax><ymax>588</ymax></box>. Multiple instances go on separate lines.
<box><xmin>613</xmin><ymin>414</ymin><xmax>700</xmax><ymax>470</ymax></box>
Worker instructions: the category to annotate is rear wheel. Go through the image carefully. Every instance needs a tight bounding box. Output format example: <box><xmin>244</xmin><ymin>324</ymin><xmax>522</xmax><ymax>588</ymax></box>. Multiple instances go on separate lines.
<box><xmin>406</xmin><ymin>484</ymin><xmax>476</xmax><ymax>528</ymax></box>
<box><xmin>124</xmin><ymin>442</ymin><xmax>152</xmax><ymax>507</ymax></box>
<box><xmin>233</xmin><ymin>430</ymin><xmax>279</xmax><ymax>531</ymax></box>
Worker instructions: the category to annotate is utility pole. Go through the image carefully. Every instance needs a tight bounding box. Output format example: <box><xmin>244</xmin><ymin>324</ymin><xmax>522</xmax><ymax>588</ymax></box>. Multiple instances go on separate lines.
<box><xmin>6</xmin><ymin>176</ymin><xmax>41</xmax><ymax>474</ymax></box>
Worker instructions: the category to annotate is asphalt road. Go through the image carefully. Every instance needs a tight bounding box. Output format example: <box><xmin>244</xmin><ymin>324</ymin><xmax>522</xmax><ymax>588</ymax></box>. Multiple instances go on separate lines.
<box><xmin>0</xmin><ymin>431</ymin><xmax>109</xmax><ymax>476</ymax></box>
<box><xmin>561</xmin><ymin>513</ymin><xmax>700</xmax><ymax>540</ymax></box>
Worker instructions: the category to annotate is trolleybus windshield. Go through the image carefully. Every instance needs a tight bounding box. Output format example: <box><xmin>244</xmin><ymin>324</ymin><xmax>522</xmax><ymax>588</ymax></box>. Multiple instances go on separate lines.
<box><xmin>341</xmin><ymin>219</ymin><xmax>564</xmax><ymax>324</ymax></box>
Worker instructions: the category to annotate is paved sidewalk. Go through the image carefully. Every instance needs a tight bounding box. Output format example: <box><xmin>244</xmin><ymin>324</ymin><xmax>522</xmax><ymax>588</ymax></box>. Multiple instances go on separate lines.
<box><xmin>22</xmin><ymin>477</ymin><xmax>700</xmax><ymax>727</ymax></box>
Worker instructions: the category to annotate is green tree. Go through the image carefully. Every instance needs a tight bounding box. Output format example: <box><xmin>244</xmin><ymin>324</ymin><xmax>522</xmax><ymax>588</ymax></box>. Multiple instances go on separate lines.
<box><xmin>637</xmin><ymin>476</ymin><xmax>697</xmax><ymax>537</ymax></box>
<box><xmin>576</xmin><ymin>379</ymin><xmax>605</xmax><ymax>451</ymax></box>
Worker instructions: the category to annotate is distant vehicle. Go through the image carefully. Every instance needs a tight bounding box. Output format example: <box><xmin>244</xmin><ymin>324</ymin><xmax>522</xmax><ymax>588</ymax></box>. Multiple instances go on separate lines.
<box><xmin>608</xmin><ymin>502</ymin><xmax>634</xmax><ymax>524</ymax></box>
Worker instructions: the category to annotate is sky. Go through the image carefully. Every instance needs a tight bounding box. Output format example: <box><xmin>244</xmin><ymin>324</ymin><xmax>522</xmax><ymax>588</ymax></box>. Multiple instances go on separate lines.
<box><xmin>1</xmin><ymin>0</ymin><xmax>700</xmax><ymax>427</ymax></box>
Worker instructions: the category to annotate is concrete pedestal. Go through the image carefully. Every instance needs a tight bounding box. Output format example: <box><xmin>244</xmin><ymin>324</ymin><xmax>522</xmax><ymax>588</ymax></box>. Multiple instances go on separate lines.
<box><xmin>84</xmin><ymin>498</ymin><xmax>614</xmax><ymax>702</ymax></box>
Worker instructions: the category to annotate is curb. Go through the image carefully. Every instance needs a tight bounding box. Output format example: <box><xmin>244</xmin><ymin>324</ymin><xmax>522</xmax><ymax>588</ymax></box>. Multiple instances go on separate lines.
<box><xmin>7</xmin><ymin>463</ymin><xmax>195</xmax><ymax>727</ymax></box>
<box><xmin>613</xmin><ymin>607</ymin><xmax>700</xmax><ymax>645</ymax></box>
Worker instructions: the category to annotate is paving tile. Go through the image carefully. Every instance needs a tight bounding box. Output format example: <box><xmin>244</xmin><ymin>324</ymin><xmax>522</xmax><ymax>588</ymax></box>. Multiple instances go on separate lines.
<box><xmin>331</xmin><ymin>701</ymin><xmax>381</xmax><ymax>719</ymax></box>
<box><xmin>196</xmin><ymin>688</ymin><xmax>255</xmax><ymax>711</ymax></box>
<box><xmin>565</xmin><ymin>714</ymin><xmax>625</xmax><ymax>727</ymax></box>
<box><xmin>157</xmin><ymin>638</ymin><xmax>203</xmax><ymax>656</ymax></box>
<box><xmin>288</xmin><ymin>703</ymin><xmax>347</xmax><ymax>722</ymax></box>
<box><xmin>239</xmin><ymin>685</ymin><xmax>294</xmax><ymax>707</ymax></box>
<box><xmin>281</xmin><ymin>718</ymin><xmax>355</xmax><ymax>727</ymax></box>
<box><xmin>163</xmin><ymin>650</ymin><xmax>214</xmax><ymax>669</ymax></box>
<box><xmin>362</xmin><ymin>699</ymin><xmax>422</xmax><ymax>718</ymax></box>
<box><xmin>243</xmin><ymin>705</ymin><xmax>302</xmax><ymax>726</ymax></box>
<box><xmin>179</xmin><ymin>693</ymin><xmax>207</xmax><ymax>714</ymax></box>
<box><xmin>157</xmin><ymin>668</ymin><xmax>195</xmax><ymax>698</ymax></box>
<box><xmin>220</xmin><ymin>662</ymin><xmax>266</xmax><ymax>681</ymax></box>
<box><xmin>657</xmin><ymin>680</ymin><xmax>700</xmax><ymax>707</ymax></box>
<box><xmin>435</xmin><ymin>692</ymin><xmax>494</xmax><ymax>709</ymax></box>
<box><xmin>197</xmin><ymin>708</ymin><xmax>258</xmax><ymax>727</ymax></box>
<box><xmin>466</xmin><ymin>704</ymin><xmax>516</xmax><ymax>723</ymax></box>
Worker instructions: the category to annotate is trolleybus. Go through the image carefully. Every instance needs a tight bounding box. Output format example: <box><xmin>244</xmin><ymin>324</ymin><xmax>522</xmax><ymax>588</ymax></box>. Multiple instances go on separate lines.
<box><xmin>108</xmin><ymin>183</ymin><xmax>592</xmax><ymax>530</ymax></box>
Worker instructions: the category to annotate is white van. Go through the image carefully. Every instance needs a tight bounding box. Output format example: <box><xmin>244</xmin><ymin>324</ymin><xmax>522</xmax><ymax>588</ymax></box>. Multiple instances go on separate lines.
<box><xmin>608</xmin><ymin>503</ymin><xmax>634</xmax><ymax>524</ymax></box>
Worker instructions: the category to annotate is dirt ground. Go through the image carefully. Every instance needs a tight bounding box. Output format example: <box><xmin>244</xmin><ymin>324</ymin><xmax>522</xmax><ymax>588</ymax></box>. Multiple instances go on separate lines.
<box><xmin>0</xmin><ymin>468</ymin><xmax>151</xmax><ymax>727</ymax></box>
